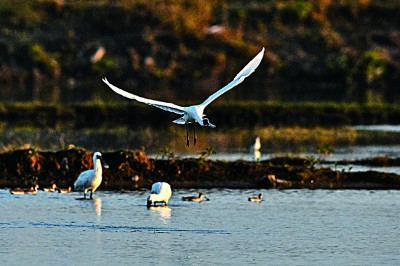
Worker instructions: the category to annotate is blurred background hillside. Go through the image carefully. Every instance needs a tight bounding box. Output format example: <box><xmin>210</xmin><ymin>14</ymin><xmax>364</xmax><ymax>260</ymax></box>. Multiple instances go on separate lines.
<box><xmin>1</xmin><ymin>0</ymin><xmax>399</xmax><ymax>104</ymax></box>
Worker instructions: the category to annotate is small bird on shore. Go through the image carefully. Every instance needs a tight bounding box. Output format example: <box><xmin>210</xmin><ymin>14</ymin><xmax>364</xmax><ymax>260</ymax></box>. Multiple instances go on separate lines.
<box><xmin>42</xmin><ymin>184</ymin><xmax>57</xmax><ymax>192</ymax></box>
<box><xmin>182</xmin><ymin>193</ymin><xmax>210</xmax><ymax>202</ymax></box>
<box><xmin>147</xmin><ymin>182</ymin><xmax>172</xmax><ymax>208</ymax></box>
<box><xmin>10</xmin><ymin>185</ymin><xmax>39</xmax><ymax>195</ymax></box>
<box><xmin>73</xmin><ymin>152</ymin><xmax>108</xmax><ymax>200</ymax></box>
<box><xmin>103</xmin><ymin>47</ymin><xmax>265</xmax><ymax>147</ymax></box>
<box><xmin>248</xmin><ymin>193</ymin><xmax>263</xmax><ymax>202</ymax></box>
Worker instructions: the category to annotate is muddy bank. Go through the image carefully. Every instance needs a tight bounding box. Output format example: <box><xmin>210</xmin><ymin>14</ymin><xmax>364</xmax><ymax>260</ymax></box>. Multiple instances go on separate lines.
<box><xmin>1</xmin><ymin>148</ymin><xmax>400</xmax><ymax>190</ymax></box>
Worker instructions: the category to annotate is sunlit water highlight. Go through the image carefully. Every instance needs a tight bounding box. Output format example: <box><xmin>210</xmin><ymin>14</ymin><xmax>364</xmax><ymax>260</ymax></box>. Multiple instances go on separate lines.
<box><xmin>1</xmin><ymin>189</ymin><xmax>399</xmax><ymax>265</ymax></box>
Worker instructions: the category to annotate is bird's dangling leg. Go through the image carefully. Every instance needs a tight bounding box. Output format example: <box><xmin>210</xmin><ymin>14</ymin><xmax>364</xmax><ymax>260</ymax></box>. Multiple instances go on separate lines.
<box><xmin>193</xmin><ymin>123</ymin><xmax>197</xmax><ymax>145</ymax></box>
<box><xmin>185</xmin><ymin>123</ymin><xmax>190</xmax><ymax>147</ymax></box>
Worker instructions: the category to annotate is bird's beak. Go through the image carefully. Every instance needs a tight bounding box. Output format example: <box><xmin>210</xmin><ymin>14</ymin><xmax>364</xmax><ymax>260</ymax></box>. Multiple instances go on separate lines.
<box><xmin>205</xmin><ymin>196</ymin><xmax>210</xmax><ymax>201</ymax></box>
<box><xmin>203</xmin><ymin>118</ymin><xmax>216</xmax><ymax>128</ymax></box>
<box><xmin>102</xmin><ymin>159</ymin><xmax>109</xmax><ymax>169</ymax></box>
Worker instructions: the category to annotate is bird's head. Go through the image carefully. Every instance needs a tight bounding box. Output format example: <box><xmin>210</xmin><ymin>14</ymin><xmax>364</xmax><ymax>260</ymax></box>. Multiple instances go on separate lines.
<box><xmin>202</xmin><ymin>117</ymin><xmax>216</xmax><ymax>128</ymax></box>
<box><xmin>199</xmin><ymin>193</ymin><xmax>210</xmax><ymax>201</ymax></box>
<box><xmin>94</xmin><ymin>152</ymin><xmax>109</xmax><ymax>169</ymax></box>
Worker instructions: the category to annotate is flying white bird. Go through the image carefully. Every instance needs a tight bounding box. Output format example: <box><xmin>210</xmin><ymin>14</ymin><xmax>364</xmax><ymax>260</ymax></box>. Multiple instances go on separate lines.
<box><xmin>103</xmin><ymin>47</ymin><xmax>265</xmax><ymax>146</ymax></box>
<box><xmin>147</xmin><ymin>182</ymin><xmax>172</xmax><ymax>208</ymax></box>
<box><xmin>73</xmin><ymin>152</ymin><xmax>109</xmax><ymax>200</ymax></box>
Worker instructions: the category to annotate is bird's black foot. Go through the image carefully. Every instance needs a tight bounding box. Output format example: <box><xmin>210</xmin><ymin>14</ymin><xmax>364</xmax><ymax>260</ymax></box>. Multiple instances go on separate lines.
<box><xmin>186</xmin><ymin>123</ymin><xmax>190</xmax><ymax>147</ymax></box>
<box><xmin>193</xmin><ymin>124</ymin><xmax>197</xmax><ymax>145</ymax></box>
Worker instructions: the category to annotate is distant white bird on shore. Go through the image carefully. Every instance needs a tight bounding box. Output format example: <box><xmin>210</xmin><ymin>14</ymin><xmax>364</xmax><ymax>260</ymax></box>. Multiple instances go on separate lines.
<box><xmin>103</xmin><ymin>47</ymin><xmax>265</xmax><ymax>147</ymax></box>
<box><xmin>73</xmin><ymin>152</ymin><xmax>108</xmax><ymax>200</ymax></box>
<box><xmin>250</xmin><ymin>136</ymin><xmax>261</xmax><ymax>162</ymax></box>
<box><xmin>147</xmin><ymin>182</ymin><xmax>172</xmax><ymax>208</ymax></box>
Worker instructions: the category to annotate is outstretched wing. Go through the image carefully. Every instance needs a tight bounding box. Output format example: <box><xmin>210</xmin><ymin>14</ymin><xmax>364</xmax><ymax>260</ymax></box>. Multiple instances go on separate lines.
<box><xmin>200</xmin><ymin>47</ymin><xmax>265</xmax><ymax>107</ymax></box>
<box><xmin>102</xmin><ymin>78</ymin><xmax>185</xmax><ymax>115</ymax></box>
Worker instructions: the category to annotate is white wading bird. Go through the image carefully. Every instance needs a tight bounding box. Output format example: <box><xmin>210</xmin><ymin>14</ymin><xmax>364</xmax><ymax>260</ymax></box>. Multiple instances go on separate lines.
<box><xmin>147</xmin><ymin>182</ymin><xmax>172</xmax><ymax>208</ymax></box>
<box><xmin>74</xmin><ymin>152</ymin><xmax>109</xmax><ymax>200</ymax></box>
<box><xmin>103</xmin><ymin>47</ymin><xmax>265</xmax><ymax>147</ymax></box>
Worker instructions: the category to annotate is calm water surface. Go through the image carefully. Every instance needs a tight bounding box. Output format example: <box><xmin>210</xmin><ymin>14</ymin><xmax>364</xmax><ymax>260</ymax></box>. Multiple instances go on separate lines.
<box><xmin>1</xmin><ymin>189</ymin><xmax>399</xmax><ymax>265</ymax></box>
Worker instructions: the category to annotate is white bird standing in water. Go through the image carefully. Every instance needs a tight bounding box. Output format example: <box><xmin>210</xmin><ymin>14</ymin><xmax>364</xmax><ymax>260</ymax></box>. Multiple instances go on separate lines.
<box><xmin>147</xmin><ymin>182</ymin><xmax>172</xmax><ymax>208</ymax></box>
<box><xmin>74</xmin><ymin>152</ymin><xmax>108</xmax><ymax>200</ymax></box>
<box><xmin>103</xmin><ymin>48</ymin><xmax>265</xmax><ymax>147</ymax></box>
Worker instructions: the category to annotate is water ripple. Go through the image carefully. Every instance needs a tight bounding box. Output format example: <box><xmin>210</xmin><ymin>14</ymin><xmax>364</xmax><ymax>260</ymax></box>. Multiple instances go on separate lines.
<box><xmin>29</xmin><ymin>221</ymin><xmax>229</xmax><ymax>234</ymax></box>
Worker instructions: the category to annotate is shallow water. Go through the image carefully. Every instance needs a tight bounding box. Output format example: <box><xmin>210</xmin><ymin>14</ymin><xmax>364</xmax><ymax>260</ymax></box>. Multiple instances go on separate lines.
<box><xmin>1</xmin><ymin>189</ymin><xmax>399</xmax><ymax>265</ymax></box>
<box><xmin>2</xmin><ymin>125</ymin><xmax>400</xmax><ymax>158</ymax></box>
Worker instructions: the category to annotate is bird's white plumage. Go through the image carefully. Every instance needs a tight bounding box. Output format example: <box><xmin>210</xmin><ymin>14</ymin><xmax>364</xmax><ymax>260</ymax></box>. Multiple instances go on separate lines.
<box><xmin>201</xmin><ymin>48</ymin><xmax>265</xmax><ymax>107</ymax></box>
<box><xmin>103</xmin><ymin>48</ymin><xmax>265</xmax><ymax>145</ymax></box>
<box><xmin>102</xmin><ymin>78</ymin><xmax>185</xmax><ymax>115</ymax></box>
<box><xmin>147</xmin><ymin>182</ymin><xmax>172</xmax><ymax>207</ymax></box>
<box><xmin>73</xmin><ymin>152</ymin><xmax>108</xmax><ymax>199</ymax></box>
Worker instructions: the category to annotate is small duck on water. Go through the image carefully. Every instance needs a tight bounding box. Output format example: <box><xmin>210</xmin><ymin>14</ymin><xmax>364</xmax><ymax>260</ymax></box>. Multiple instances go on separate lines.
<box><xmin>182</xmin><ymin>193</ymin><xmax>210</xmax><ymax>202</ymax></box>
<box><xmin>42</xmin><ymin>184</ymin><xmax>57</xmax><ymax>192</ymax></box>
<box><xmin>248</xmin><ymin>193</ymin><xmax>263</xmax><ymax>202</ymax></box>
<box><xmin>57</xmin><ymin>186</ymin><xmax>72</xmax><ymax>193</ymax></box>
<box><xmin>10</xmin><ymin>185</ymin><xmax>39</xmax><ymax>195</ymax></box>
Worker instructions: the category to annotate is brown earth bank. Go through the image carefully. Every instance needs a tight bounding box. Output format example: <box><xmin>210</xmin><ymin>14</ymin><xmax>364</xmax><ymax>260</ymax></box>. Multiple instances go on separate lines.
<box><xmin>1</xmin><ymin>148</ymin><xmax>400</xmax><ymax>190</ymax></box>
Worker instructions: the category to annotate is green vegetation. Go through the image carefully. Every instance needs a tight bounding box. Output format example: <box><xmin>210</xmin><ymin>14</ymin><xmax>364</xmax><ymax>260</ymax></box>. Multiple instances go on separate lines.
<box><xmin>1</xmin><ymin>101</ymin><xmax>400</xmax><ymax>128</ymax></box>
<box><xmin>0</xmin><ymin>0</ymin><xmax>399</xmax><ymax>103</ymax></box>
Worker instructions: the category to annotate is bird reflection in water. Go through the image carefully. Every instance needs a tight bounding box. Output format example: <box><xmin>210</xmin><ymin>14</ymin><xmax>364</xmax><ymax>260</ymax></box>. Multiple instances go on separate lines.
<box><xmin>92</xmin><ymin>197</ymin><xmax>102</xmax><ymax>217</ymax></box>
<box><xmin>149</xmin><ymin>206</ymin><xmax>171</xmax><ymax>224</ymax></box>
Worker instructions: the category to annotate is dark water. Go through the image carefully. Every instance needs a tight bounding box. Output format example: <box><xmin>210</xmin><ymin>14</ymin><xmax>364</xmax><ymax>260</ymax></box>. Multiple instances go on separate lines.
<box><xmin>1</xmin><ymin>189</ymin><xmax>399</xmax><ymax>265</ymax></box>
